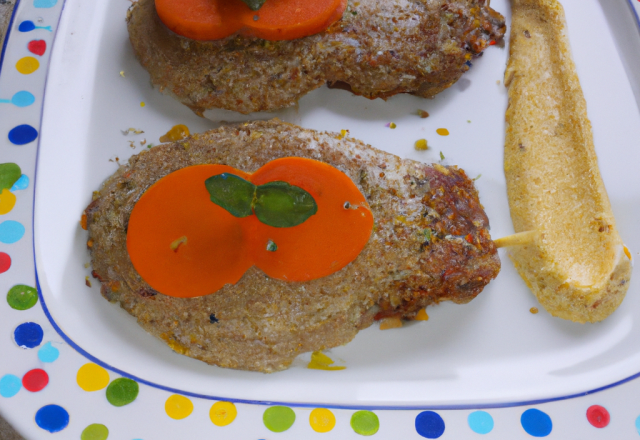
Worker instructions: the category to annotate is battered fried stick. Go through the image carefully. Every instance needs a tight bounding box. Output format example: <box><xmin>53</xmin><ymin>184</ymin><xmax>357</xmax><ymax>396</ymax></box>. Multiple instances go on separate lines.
<box><xmin>501</xmin><ymin>0</ymin><xmax>632</xmax><ymax>323</ymax></box>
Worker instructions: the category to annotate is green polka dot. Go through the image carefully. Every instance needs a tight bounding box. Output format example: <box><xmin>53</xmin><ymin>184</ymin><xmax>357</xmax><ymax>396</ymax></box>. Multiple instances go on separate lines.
<box><xmin>351</xmin><ymin>410</ymin><xmax>379</xmax><ymax>436</ymax></box>
<box><xmin>105</xmin><ymin>378</ymin><xmax>138</xmax><ymax>407</ymax></box>
<box><xmin>7</xmin><ymin>284</ymin><xmax>38</xmax><ymax>310</ymax></box>
<box><xmin>81</xmin><ymin>423</ymin><xmax>109</xmax><ymax>440</ymax></box>
<box><xmin>263</xmin><ymin>406</ymin><xmax>295</xmax><ymax>432</ymax></box>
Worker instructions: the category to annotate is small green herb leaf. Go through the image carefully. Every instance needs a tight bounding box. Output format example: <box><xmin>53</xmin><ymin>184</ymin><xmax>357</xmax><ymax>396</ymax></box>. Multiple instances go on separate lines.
<box><xmin>0</xmin><ymin>163</ymin><xmax>21</xmax><ymax>190</ymax></box>
<box><xmin>205</xmin><ymin>173</ymin><xmax>256</xmax><ymax>218</ymax></box>
<box><xmin>254</xmin><ymin>181</ymin><xmax>317</xmax><ymax>228</ymax></box>
<box><xmin>240</xmin><ymin>0</ymin><xmax>267</xmax><ymax>11</ymax></box>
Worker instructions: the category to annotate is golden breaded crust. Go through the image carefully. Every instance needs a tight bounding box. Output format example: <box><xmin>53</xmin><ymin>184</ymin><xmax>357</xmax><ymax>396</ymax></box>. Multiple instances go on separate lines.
<box><xmin>127</xmin><ymin>0</ymin><xmax>506</xmax><ymax>114</ymax></box>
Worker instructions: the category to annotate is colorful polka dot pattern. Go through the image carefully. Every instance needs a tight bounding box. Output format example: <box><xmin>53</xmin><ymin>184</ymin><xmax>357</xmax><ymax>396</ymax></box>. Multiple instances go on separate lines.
<box><xmin>521</xmin><ymin>408</ymin><xmax>553</xmax><ymax>437</ymax></box>
<box><xmin>81</xmin><ymin>424</ymin><xmax>109</xmax><ymax>440</ymax></box>
<box><xmin>77</xmin><ymin>363</ymin><xmax>110</xmax><ymax>392</ymax></box>
<box><xmin>38</xmin><ymin>341</ymin><xmax>59</xmax><ymax>363</ymax></box>
<box><xmin>264</xmin><ymin>406</ymin><xmax>296</xmax><ymax>432</ymax></box>
<box><xmin>13</xmin><ymin>322</ymin><xmax>43</xmax><ymax>348</ymax></box>
<box><xmin>310</xmin><ymin>408</ymin><xmax>336</xmax><ymax>433</ymax></box>
<box><xmin>209</xmin><ymin>401</ymin><xmax>237</xmax><ymax>426</ymax></box>
<box><xmin>7</xmin><ymin>284</ymin><xmax>38</xmax><ymax>310</ymax></box>
<box><xmin>351</xmin><ymin>410</ymin><xmax>380</xmax><ymax>436</ymax></box>
<box><xmin>468</xmin><ymin>410</ymin><xmax>494</xmax><ymax>434</ymax></box>
<box><xmin>35</xmin><ymin>404</ymin><xmax>69</xmax><ymax>433</ymax></box>
<box><xmin>415</xmin><ymin>411</ymin><xmax>445</xmax><ymax>438</ymax></box>
<box><xmin>22</xmin><ymin>369</ymin><xmax>49</xmax><ymax>392</ymax></box>
<box><xmin>106</xmin><ymin>378</ymin><xmax>139</xmax><ymax>407</ymax></box>
<box><xmin>165</xmin><ymin>394</ymin><xmax>193</xmax><ymax>419</ymax></box>
<box><xmin>587</xmin><ymin>405</ymin><xmax>610</xmax><ymax>428</ymax></box>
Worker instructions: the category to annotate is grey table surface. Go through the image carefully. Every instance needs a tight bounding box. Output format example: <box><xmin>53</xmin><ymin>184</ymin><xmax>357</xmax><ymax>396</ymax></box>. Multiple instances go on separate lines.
<box><xmin>1</xmin><ymin>2</ymin><xmax>26</xmax><ymax>438</ymax></box>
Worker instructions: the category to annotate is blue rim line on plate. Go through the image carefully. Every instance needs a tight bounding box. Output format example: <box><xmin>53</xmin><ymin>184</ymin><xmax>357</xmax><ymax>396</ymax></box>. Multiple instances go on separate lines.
<box><xmin>24</xmin><ymin>0</ymin><xmax>640</xmax><ymax>412</ymax></box>
<box><xmin>626</xmin><ymin>0</ymin><xmax>640</xmax><ymax>29</ymax></box>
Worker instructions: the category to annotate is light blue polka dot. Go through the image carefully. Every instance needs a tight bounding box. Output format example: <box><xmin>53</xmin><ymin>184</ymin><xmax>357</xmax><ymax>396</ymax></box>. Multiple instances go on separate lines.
<box><xmin>34</xmin><ymin>0</ymin><xmax>58</xmax><ymax>8</ymax></box>
<box><xmin>38</xmin><ymin>341</ymin><xmax>59</xmax><ymax>363</ymax></box>
<box><xmin>11</xmin><ymin>91</ymin><xmax>35</xmax><ymax>107</ymax></box>
<box><xmin>468</xmin><ymin>411</ymin><xmax>493</xmax><ymax>434</ymax></box>
<box><xmin>0</xmin><ymin>221</ymin><xmax>25</xmax><ymax>244</ymax></box>
<box><xmin>10</xmin><ymin>174</ymin><xmax>29</xmax><ymax>191</ymax></box>
<box><xmin>0</xmin><ymin>374</ymin><xmax>22</xmax><ymax>397</ymax></box>
<box><xmin>635</xmin><ymin>415</ymin><xmax>640</xmax><ymax>435</ymax></box>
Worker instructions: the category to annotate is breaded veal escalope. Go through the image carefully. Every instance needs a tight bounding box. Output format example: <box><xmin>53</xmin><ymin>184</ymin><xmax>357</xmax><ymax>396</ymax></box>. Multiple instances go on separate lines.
<box><xmin>86</xmin><ymin>120</ymin><xmax>500</xmax><ymax>372</ymax></box>
<box><xmin>127</xmin><ymin>0</ymin><xmax>506</xmax><ymax>114</ymax></box>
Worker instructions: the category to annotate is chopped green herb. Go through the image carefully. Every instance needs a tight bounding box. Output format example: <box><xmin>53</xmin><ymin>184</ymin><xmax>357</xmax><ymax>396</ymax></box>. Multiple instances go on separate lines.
<box><xmin>473</xmin><ymin>174</ymin><xmax>482</xmax><ymax>181</ymax></box>
<box><xmin>351</xmin><ymin>11</ymin><xmax>357</xmax><ymax>15</ymax></box>
<box><xmin>266</xmin><ymin>240</ymin><xmax>278</xmax><ymax>252</ymax></box>
<box><xmin>439</xmin><ymin>151</ymin><xmax>445</xmax><ymax>161</ymax></box>
<box><xmin>254</xmin><ymin>181</ymin><xmax>317</xmax><ymax>228</ymax></box>
<box><xmin>205</xmin><ymin>174</ymin><xmax>318</xmax><ymax>228</ymax></box>
<box><xmin>240</xmin><ymin>0</ymin><xmax>267</xmax><ymax>11</ymax></box>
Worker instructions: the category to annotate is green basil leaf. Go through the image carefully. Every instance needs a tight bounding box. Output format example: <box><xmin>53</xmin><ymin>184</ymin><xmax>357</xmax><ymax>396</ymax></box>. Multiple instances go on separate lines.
<box><xmin>254</xmin><ymin>181</ymin><xmax>317</xmax><ymax>228</ymax></box>
<box><xmin>0</xmin><ymin>163</ymin><xmax>21</xmax><ymax>191</ymax></box>
<box><xmin>240</xmin><ymin>0</ymin><xmax>267</xmax><ymax>11</ymax></box>
<box><xmin>205</xmin><ymin>173</ymin><xmax>256</xmax><ymax>218</ymax></box>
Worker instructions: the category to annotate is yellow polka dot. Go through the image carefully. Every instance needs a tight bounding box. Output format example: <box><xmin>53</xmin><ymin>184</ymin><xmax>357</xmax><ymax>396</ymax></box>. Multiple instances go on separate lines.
<box><xmin>16</xmin><ymin>57</ymin><xmax>39</xmax><ymax>75</ymax></box>
<box><xmin>310</xmin><ymin>408</ymin><xmax>335</xmax><ymax>433</ymax></box>
<box><xmin>140</xmin><ymin>102</ymin><xmax>145</xmax><ymax>107</ymax></box>
<box><xmin>165</xmin><ymin>394</ymin><xmax>193</xmax><ymax>420</ymax></box>
<box><xmin>0</xmin><ymin>189</ymin><xmax>16</xmax><ymax>215</ymax></box>
<box><xmin>210</xmin><ymin>401</ymin><xmax>237</xmax><ymax>426</ymax></box>
<box><xmin>436</xmin><ymin>128</ymin><xmax>450</xmax><ymax>136</ymax></box>
<box><xmin>76</xmin><ymin>363</ymin><xmax>110</xmax><ymax>392</ymax></box>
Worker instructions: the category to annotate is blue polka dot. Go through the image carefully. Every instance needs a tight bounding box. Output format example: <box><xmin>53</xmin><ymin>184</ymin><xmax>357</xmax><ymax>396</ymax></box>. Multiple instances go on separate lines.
<box><xmin>11</xmin><ymin>91</ymin><xmax>35</xmax><ymax>107</ymax></box>
<box><xmin>8</xmin><ymin>124</ymin><xmax>38</xmax><ymax>145</ymax></box>
<box><xmin>521</xmin><ymin>409</ymin><xmax>552</xmax><ymax>437</ymax></box>
<box><xmin>10</xmin><ymin>174</ymin><xmax>29</xmax><ymax>191</ymax></box>
<box><xmin>14</xmin><ymin>322</ymin><xmax>43</xmax><ymax>348</ymax></box>
<box><xmin>19</xmin><ymin>21</ymin><xmax>36</xmax><ymax>32</ymax></box>
<box><xmin>468</xmin><ymin>411</ymin><xmax>493</xmax><ymax>434</ymax></box>
<box><xmin>35</xmin><ymin>405</ymin><xmax>69</xmax><ymax>433</ymax></box>
<box><xmin>0</xmin><ymin>220</ymin><xmax>25</xmax><ymax>244</ymax></box>
<box><xmin>0</xmin><ymin>374</ymin><xmax>22</xmax><ymax>397</ymax></box>
<box><xmin>415</xmin><ymin>411</ymin><xmax>445</xmax><ymax>439</ymax></box>
<box><xmin>38</xmin><ymin>342</ymin><xmax>59</xmax><ymax>363</ymax></box>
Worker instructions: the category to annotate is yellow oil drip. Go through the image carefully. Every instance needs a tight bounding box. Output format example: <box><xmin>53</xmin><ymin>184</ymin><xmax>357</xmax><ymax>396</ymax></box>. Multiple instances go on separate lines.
<box><xmin>160</xmin><ymin>124</ymin><xmax>190</xmax><ymax>143</ymax></box>
<box><xmin>415</xmin><ymin>309</ymin><xmax>429</xmax><ymax>321</ymax></box>
<box><xmin>307</xmin><ymin>351</ymin><xmax>346</xmax><ymax>370</ymax></box>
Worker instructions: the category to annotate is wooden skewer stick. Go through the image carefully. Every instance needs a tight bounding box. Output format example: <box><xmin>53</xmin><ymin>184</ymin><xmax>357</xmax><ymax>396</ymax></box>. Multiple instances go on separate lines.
<box><xmin>493</xmin><ymin>231</ymin><xmax>537</xmax><ymax>248</ymax></box>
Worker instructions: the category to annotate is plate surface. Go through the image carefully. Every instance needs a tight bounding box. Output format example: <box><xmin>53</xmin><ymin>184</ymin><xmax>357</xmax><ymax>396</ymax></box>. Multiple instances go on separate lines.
<box><xmin>2</xmin><ymin>0</ymin><xmax>640</xmax><ymax>437</ymax></box>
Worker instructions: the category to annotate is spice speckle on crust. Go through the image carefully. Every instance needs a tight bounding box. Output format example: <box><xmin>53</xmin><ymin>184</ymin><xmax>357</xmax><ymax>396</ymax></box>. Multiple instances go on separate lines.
<box><xmin>85</xmin><ymin>120</ymin><xmax>500</xmax><ymax>372</ymax></box>
<box><xmin>127</xmin><ymin>0</ymin><xmax>506</xmax><ymax>114</ymax></box>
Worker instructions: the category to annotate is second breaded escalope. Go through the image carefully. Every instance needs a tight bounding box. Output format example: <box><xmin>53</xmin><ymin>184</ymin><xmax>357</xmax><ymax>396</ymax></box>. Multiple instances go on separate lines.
<box><xmin>86</xmin><ymin>120</ymin><xmax>500</xmax><ymax>372</ymax></box>
<box><xmin>127</xmin><ymin>0</ymin><xmax>506</xmax><ymax>114</ymax></box>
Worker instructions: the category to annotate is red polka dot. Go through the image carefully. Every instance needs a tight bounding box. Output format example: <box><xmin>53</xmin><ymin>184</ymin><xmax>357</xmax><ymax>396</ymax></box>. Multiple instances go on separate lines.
<box><xmin>0</xmin><ymin>252</ymin><xmax>11</xmax><ymax>274</ymax></box>
<box><xmin>586</xmin><ymin>405</ymin><xmax>610</xmax><ymax>428</ymax></box>
<box><xmin>22</xmin><ymin>369</ymin><xmax>49</xmax><ymax>392</ymax></box>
